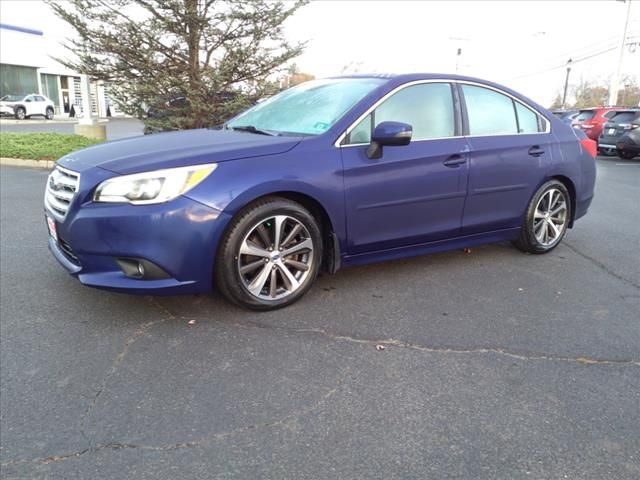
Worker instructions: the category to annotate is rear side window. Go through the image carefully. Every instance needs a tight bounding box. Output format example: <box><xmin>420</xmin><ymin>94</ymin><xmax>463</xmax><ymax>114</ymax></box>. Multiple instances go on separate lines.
<box><xmin>344</xmin><ymin>82</ymin><xmax>455</xmax><ymax>144</ymax></box>
<box><xmin>514</xmin><ymin>102</ymin><xmax>540</xmax><ymax>133</ymax></box>
<box><xmin>575</xmin><ymin>110</ymin><xmax>595</xmax><ymax>121</ymax></box>
<box><xmin>462</xmin><ymin>85</ymin><xmax>517</xmax><ymax>135</ymax></box>
<box><xmin>603</xmin><ymin>111</ymin><xmax>618</xmax><ymax>119</ymax></box>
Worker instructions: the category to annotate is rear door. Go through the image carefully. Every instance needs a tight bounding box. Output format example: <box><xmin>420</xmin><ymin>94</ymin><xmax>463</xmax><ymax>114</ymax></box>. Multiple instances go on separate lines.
<box><xmin>459</xmin><ymin>83</ymin><xmax>553</xmax><ymax>234</ymax></box>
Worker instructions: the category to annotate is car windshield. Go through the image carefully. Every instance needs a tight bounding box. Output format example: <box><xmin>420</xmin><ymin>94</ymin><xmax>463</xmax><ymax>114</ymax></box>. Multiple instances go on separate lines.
<box><xmin>226</xmin><ymin>78</ymin><xmax>385</xmax><ymax>136</ymax></box>
<box><xmin>0</xmin><ymin>95</ymin><xmax>25</xmax><ymax>102</ymax></box>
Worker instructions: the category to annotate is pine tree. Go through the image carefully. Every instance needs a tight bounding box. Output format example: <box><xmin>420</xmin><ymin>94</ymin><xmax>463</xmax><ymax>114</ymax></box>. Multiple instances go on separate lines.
<box><xmin>48</xmin><ymin>0</ymin><xmax>307</xmax><ymax>131</ymax></box>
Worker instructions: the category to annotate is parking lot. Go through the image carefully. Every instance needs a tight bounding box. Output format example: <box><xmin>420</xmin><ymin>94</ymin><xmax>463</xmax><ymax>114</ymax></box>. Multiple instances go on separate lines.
<box><xmin>0</xmin><ymin>117</ymin><xmax>144</xmax><ymax>140</ymax></box>
<box><xmin>0</xmin><ymin>157</ymin><xmax>638</xmax><ymax>478</ymax></box>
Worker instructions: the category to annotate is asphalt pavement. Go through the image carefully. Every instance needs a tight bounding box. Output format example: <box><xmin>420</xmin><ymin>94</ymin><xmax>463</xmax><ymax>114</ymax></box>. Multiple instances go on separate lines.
<box><xmin>0</xmin><ymin>117</ymin><xmax>144</xmax><ymax>140</ymax></box>
<box><xmin>0</xmin><ymin>157</ymin><xmax>639</xmax><ymax>479</ymax></box>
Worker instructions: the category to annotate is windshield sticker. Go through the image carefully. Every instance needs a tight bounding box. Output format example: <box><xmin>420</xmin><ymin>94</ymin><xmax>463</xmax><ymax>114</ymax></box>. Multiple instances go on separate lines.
<box><xmin>313</xmin><ymin>122</ymin><xmax>330</xmax><ymax>131</ymax></box>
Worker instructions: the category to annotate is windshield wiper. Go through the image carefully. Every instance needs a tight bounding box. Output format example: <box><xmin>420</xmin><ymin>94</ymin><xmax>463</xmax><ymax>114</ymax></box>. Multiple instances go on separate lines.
<box><xmin>228</xmin><ymin>125</ymin><xmax>277</xmax><ymax>136</ymax></box>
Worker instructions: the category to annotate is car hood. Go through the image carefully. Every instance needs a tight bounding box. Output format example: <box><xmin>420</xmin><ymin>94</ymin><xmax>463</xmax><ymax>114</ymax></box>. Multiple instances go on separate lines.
<box><xmin>57</xmin><ymin>128</ymin><xmax>302</xmax><ymax>174</ymax></box>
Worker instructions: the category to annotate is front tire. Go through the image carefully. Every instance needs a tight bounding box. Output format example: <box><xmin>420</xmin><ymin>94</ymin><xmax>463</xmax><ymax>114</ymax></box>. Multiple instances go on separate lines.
<box><xmin>14</xmin><ymin>107</ymin><xmax>26</xmax><ymax>120</ymax></box>
<box><xmin>45</xmin><ymin>107</ymin><xmax>54</xmax><ymax>120</ymax></box>
<box><xmin>512</xmin><ymin>180</ymin><xmax>571</xmax><ymax>254</ymax></box>
<box><xmin>215</xmin><ymin>197</ymin><xmax>323</xmax><ymax>311</ymax></box>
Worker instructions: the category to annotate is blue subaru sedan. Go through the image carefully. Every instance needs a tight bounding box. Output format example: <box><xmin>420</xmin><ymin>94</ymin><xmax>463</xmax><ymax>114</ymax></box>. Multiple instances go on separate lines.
<box><xmin>45</xmin><ymin>74</ymin><xmax>596</xmax><ymax>310</ymax></box>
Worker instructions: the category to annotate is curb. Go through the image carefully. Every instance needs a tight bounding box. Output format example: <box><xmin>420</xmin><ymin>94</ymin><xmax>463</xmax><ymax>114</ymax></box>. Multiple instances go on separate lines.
<box><xmin>0</xmin><ymin>158</ymin><xmax>55</xmax><ymax>169</ymax></box>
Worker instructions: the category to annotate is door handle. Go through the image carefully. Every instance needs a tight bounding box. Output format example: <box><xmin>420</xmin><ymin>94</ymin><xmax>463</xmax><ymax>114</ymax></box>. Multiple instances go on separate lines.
<box><xmin>443</xmin><ymin>154</ymin><xmax>467</xmax><ymax>168</ymax></box>
<box><xmin>528</xmin><ymin>146</ymin><xmax>545</xmax><ymax>157</ymax></box>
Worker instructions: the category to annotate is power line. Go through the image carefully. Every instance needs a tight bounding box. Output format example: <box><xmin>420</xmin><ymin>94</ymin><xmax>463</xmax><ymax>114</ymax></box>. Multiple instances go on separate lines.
<box><xmin>531</xmin><ymin>34</ymin><xmax>632</xmax><ymax>66</ymax></box>
<box><xmin>510</xmin><ymin>46</ymin><xmax>619</xmax><ymax>80</ymax></box>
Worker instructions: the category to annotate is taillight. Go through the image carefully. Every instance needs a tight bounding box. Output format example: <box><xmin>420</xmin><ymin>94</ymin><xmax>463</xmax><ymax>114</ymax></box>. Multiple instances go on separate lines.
<box><xmin>581</xmin><ymin>123</ymin><xmax>595</xmax><ymax>129</ymax></box>
<box><xmin>623</xmin><ymin>123</ymin><xmax>639</xmax><ymax>130</ymax></box>
<box><xmin>580</xmin><ymin>138</ymin><xmax>597</xmax><ymax>158</ymax></box>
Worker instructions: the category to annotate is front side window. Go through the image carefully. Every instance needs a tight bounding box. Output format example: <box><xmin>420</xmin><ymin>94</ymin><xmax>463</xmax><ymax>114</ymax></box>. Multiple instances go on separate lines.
<box><xmin>226</xmin><ymin>78</ymin><xmax>385</xmax><ymax>136</ymax></box>
<box><xmin>344</xmin><ymin>82</ymin><xmax>455</xmax><ymax>145</ymax></box>
<box><xmin>462</xmin><ymin>85</ymin><xmax>517</xmax><ymax>135</ymax></box>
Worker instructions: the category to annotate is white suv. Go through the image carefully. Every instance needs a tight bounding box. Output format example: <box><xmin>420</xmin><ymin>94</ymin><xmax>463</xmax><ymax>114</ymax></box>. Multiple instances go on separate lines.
<box><xmin>0</xmin><ymin>94</ymin><xmax>55</xmax><ymax>120</ymax></box>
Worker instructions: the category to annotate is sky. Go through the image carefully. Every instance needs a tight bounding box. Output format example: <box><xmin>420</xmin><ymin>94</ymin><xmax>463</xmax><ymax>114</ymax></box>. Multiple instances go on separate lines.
<box><xmin>1</xmin><ymin>0</ymin><xmax>638</xmax><ymax>106</ymax></box>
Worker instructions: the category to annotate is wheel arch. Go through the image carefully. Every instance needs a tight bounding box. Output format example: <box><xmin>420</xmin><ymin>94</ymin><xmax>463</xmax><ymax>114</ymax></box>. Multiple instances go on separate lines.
<box><xmin>220</xmin><ymin>189</ymin><xmax>341</xmax><ymax>274</ymax></box>
<box><xmin>548</xmin><ymin>175</ymin><xmax>577</xmax><ymax>228</ymax></box>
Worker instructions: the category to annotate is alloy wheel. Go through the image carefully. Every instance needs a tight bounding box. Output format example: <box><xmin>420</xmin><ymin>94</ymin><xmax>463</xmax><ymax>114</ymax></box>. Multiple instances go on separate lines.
<box><xmin>533</xmin><ymin>188</ymin><xmax>568</xmax><ymax>247</ymax></box>
<box><xmin>237</xmin><ymin>215</ymin><xmax>314</xmax><ymax>300</ymax></box>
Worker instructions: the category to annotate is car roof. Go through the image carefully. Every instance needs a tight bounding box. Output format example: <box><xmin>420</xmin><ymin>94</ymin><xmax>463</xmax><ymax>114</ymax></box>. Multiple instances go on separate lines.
<box><xmin>578</xmin><ymin>106</ymin><xmax>622</xmax><ymax>110</ymax></box>
<box><xmin>328</xmin><ymin>73</ymin><xmax>544</xmax><ymax>109</ymax></box>
<box><xmin>331</xmin><ymin>72</ymin><xmax>509</xmax><ymax>84</ymax></box>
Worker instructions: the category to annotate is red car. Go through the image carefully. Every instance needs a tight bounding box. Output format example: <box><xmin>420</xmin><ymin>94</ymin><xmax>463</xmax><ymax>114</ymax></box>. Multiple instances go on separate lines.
<box><xmin>572</xmin><ymin>107</ymin><xmax>623</xmax><ymax>152</ymax></box>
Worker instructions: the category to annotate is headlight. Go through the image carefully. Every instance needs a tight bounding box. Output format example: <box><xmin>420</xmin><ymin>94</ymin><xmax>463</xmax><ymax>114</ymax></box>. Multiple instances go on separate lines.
<box><xmin>93</xmin><ymin>163</ymin><xmax>217</xmax><ymax>205</ymax></box>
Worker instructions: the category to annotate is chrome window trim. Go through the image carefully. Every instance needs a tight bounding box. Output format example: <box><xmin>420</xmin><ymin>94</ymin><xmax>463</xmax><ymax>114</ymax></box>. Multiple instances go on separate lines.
<box><xmin>334</xmin><ymin>79</ymin><xmax>551</xmax><ymax>148</ymax></box>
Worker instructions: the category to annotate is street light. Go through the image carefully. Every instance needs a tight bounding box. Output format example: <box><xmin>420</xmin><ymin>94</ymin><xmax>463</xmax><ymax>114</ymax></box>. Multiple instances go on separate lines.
<box><xmin>562</xmin><ymin>59</ymin><xmax>572</xmax><ymax>109</ymax></box>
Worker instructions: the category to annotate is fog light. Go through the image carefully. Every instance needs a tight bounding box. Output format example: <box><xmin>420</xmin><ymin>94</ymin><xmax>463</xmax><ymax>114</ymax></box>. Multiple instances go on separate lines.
<box><xmin>115</xmin><ymin>257</ymin><xmax>170</xmax><ymax>280</ymax></box>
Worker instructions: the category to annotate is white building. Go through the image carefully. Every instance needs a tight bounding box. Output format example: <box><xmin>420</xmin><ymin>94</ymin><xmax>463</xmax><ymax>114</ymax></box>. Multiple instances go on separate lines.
<box><xmin>0</xmin><ymin>22</ymin><xmax>120</xmax><ymax>117</ymax></box>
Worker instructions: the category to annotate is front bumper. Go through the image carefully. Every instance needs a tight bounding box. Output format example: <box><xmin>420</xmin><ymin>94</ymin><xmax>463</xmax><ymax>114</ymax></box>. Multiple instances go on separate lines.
<box><xmin>46</xmin><ymin>195</ymin><xmax>231</xmax><ymax>295</ymax></box>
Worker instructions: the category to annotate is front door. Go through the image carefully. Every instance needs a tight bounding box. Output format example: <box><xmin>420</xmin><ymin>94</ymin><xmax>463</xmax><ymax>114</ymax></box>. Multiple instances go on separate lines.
<box><xmin>340</xmin><ymin>82</ymin><xmax>469</xmax><ymax>254</ymax></box>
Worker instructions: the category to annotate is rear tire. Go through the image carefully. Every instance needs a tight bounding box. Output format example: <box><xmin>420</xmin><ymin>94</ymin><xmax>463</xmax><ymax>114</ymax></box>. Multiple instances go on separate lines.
<box><xmin>14</xmin><ymin>107</ymin><xmax>25</xmax><ymax>120</ymax></box>
<box><xmin>599</xmin><ymin>147</ymin><xmax>616</xmax><ymax>156</ymax></box>
<box><xmin>512</xmin><ymin>180</ymin><xmax>571</xmax><ymax>254</ymax></box>
<box><xmin>617</xmin><ymin>150</ymin><xmax>637</xmax><ymax>160</ymax></box>
<box><xmin>215</xmin><ymin>197</ymin><xmax>323</xmax><ymax>311</ymax></box>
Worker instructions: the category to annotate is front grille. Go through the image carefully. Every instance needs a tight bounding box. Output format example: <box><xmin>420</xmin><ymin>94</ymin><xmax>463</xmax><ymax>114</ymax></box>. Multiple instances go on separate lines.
<box><xmin>45</xmin><ymin>166</ymin><xmax>80</xmax><ymax>219</ymax></box>
<box><xmin>58</xmin><ymin>237</ymin><xmax>80</xmax><ymax>265</ymax></box>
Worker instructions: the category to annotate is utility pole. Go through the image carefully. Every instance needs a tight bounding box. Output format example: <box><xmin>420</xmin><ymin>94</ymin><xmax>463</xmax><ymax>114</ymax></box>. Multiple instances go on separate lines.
<box><xmin>608</xmin><ymin>0</ymin><xmax>633</xmax><ymax>106</ymax></box>
<box><xmin>562</xmin><ymin>59</ymin><xmax>572</xmax><ymax>109</ymax></box>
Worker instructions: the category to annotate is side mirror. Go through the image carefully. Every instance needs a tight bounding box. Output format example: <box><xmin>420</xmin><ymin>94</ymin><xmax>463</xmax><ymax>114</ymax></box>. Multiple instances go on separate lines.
<box><xmin>366</xmin><ymin>121</ymin><xmax>412</xmax><ymax>159</ymax></box>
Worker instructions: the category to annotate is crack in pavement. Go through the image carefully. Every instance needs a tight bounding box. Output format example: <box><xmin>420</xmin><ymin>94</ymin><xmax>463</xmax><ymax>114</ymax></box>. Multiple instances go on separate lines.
<box><xmin>207</xmin><ymin>316</ymin><xmax>640</xmax><ymax>367</ymax></box>
<box><xmin>563</xmin><ymin>241</ymin><xmax>640</xmax><ymax>290</ymax></box>
<box><xmin>79</xmin><ymin>298</ymin><xmax>175</xmax><ymax>445</ymax></box>
<box><xmin>1</xmin><ymin>369</ymin><xmax>346</xmax><ymax>468</ymax></box>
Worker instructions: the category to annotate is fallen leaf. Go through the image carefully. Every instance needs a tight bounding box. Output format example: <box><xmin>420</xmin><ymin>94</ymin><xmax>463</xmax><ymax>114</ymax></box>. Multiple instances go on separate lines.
<box><xmin>188</xmin><ymin>319</ymin><xmax>196</xmax><ymax>325</ymax></box>
<box><xmin>375</xmin><ymin>344</ymin><xmax>386</xmax><ymax>351</ymax></box>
